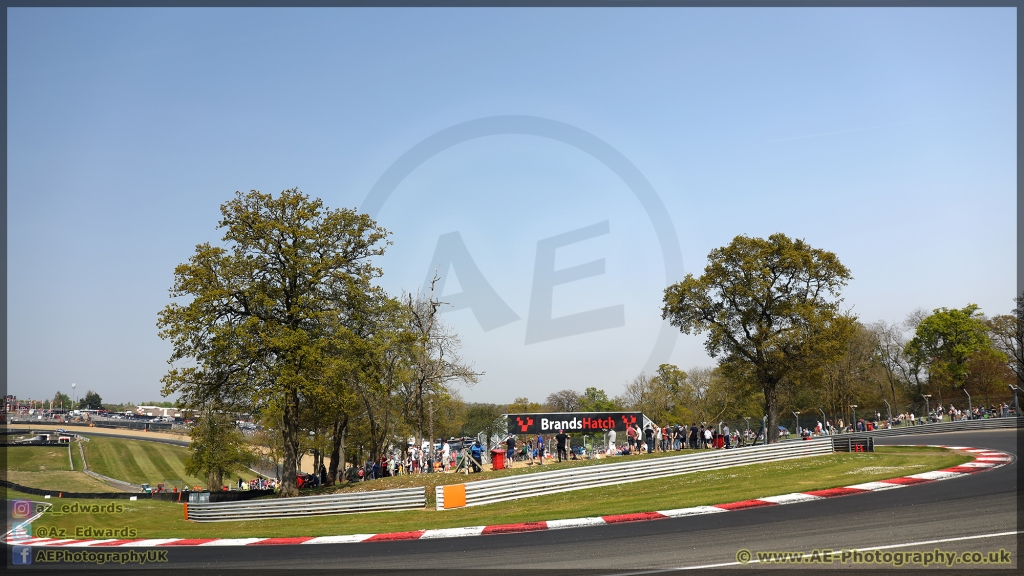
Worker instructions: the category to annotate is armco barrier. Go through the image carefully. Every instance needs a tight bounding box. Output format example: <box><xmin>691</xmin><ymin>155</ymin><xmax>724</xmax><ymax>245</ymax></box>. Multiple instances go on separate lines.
<box><xmin>836</xmin><ymin>416</ymin><xmax>1021</xmax><ymax>438</ymax></box>
<box><xmin>436</xmin><ymin>437</ymin><xmax>835</xmax><ymax>510</ymax></box>
<box><xmin>186</xmin><ymin>487</ymin><xmax>427</xmax><ymax>522</ymax></box>
<box><xmin>832</xmin><ymin>436</ymin><xmax>873</xmax><ymax>452</ymax></box>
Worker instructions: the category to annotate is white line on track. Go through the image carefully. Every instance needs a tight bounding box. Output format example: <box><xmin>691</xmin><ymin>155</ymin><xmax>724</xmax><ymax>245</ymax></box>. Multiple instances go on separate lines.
<box><xmin>602</xmin><ymin>530</ymin><xmax>1022</xmax><ymax>574</ymax></box>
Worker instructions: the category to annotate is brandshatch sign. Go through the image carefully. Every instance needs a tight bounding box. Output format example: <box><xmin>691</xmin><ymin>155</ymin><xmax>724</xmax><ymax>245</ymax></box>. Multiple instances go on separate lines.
<box><xmin>507</xmin><ymin>412</ymin><xmax>645</xmax><ymax>434</ymax></box>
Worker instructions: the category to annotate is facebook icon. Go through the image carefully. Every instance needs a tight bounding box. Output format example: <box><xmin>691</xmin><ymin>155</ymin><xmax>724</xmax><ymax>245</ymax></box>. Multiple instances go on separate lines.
<box><xmin>12</xmin><ymin>546</ymin><xmax>32</xmax><ymax>565</ymax></box>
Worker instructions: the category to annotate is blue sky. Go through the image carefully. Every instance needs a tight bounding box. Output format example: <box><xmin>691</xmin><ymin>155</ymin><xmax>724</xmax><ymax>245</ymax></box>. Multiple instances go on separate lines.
<box><xmin>7</xmin><ymin>8</ymin><xmax>1016</xmax><ymax>405</ymax></box>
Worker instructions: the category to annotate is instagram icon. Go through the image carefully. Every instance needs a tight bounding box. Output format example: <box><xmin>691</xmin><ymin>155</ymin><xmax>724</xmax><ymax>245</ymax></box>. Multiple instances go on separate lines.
<box><xmin>11</xmin><ymin>500</ymin><xmax>33</xmax><ymax>519</ymax></box>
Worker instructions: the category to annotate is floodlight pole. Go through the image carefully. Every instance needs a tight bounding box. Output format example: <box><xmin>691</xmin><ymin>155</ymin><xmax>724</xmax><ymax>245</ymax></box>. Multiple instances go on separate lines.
<box><xmin>1009</xmin><ymin>386</ymin><xmax>1020</xmax><ymax>417</ymax></box>
<box><xmin>792</xmin><ymin>411</ymin><xmax>800</xmax><ymax>438</ymax></box>
<box><xmin>962</xmin><ymin>389</ymin><xmax>971</xmax><ymax>420</ymax></box>
<box><xmin>882</xmin><ymin>400</ymin><xmax>892</xmax><ymax>427</ymax></box>
<box><xmin>922</xmin><ymin>395</ymin><xmax>931</xmax><ymax>423</ymax></box>
<box><xmin>849</xmin><ymin>405</ymin><xmax>858</xmax><ymax>432</ymax></box>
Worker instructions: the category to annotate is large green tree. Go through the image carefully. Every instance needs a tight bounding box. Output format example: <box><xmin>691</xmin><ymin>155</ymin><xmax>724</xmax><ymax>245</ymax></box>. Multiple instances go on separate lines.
<box><xmin>904</xmin><ymin>304</ymin><xmax>991</xmax><ymax>403</ymax></box>
<box><xmin>78</xmin><ymin>390</ymin><xmax>103</xmax><ymax>410</ymax></box>
<box><xmin>986</xmin><ymin>292</ymin><xmax>1024</xmax><ymax>388</ymax></box>
<box><xmin>662</xmin><ymin>233</ymin><xmax>853</xmax><ymax>443</ymax></box>
<box><xmin>578</xmin><ymin>387</ymin><xmax>618</xmax><ymax>412</ymax></box>
<box><xmin>158</xmin><ymin>189</ymin><xmax>389</xmax><ymax>496</ymax></box>
<box><xmin>52</xmin><ymin>392</ymin><xmax>72</xmax><ymax>411</ymax></box>
<box><xmin>185</xmin><ymin>407</ymin><xmax>257</xmax><ymax>491</ymax></box>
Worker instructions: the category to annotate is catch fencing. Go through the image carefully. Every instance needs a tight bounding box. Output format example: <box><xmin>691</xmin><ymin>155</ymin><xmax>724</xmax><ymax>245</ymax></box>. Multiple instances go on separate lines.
<box><xmin>185</xmin><ymin>487</ymin><xmax>426</xmax><ymax>522</ymax></box>
<box><xmin>436</xmin><ymin>437</ymin><xmax>834</xmax><ymax>510</ymax></box>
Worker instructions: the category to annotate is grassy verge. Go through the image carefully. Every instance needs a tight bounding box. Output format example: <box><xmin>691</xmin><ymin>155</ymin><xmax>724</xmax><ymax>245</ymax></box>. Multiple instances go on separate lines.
<box><xmin>11</xmin><ymin>447</ymin><xmax>969</xmax><ymax>539</ymax></box>
<box><xmin>3</xmin><ymin>446</ymin><xmax>74</xmax><ymax>473</ymax></box>
<box><xmin>69</xmin><ymin>442</ymin><xmax>85</xmax><ymax>473</ymax></box>
<box><xmin>5</xmin><ymin>471</ymin><xmax>123</xmax><ymax>493</ymax></box>
<box><xmin>311</xmin><ymin>448</ymin><xmax>709</xmax><ymax>503</ymax></box>
<box><xmin>82</xmin><ymin>435</ymin><xmax>260</xmax><ymax>487</ymax></box>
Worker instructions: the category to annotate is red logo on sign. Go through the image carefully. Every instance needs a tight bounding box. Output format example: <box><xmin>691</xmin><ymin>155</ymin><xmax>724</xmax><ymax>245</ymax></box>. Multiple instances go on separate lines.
<box><xmin>621</xmin><ymin>415</ymin><xmax>637</xmax><ymax>427</ymax></box>
<box><xmin>516</xmin><ymin>417</ymin><xmax>534</xmax><ymax>433</ymax></box>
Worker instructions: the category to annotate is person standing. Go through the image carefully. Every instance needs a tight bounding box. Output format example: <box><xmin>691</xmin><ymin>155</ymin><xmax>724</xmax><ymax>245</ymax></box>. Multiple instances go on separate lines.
<box><xmin>607</xmin><ymin>429</ymin><xmax>616</xmax><ymax>454</ymax></box>
<box><xmin>644</xmin><ymin>424</ymin><xmax>654</xmax><ymax>454</ymax></box>
<box><xmin>506</xmin><ymin>435</ymin><xmax>517</xmax><ymax>467</ymax></box>
<box><xmin>555</xmin><ymin>429</ymin><xmax>568</xmax><ymax>462</ymax></box>
<box><xmin>723</xmin><ymin>424</ymin><xmax>731</xmax><ymax>449</ymax></box>
<box><xmin>626</xmin><ymin>424</ymin><xmax>637</xmax><ymax>454</ymax></box>
<box><xmin>469</xmin><ymin>440</ymin><xmax>483</xmax><ymax>473</ymax></box>
<box><xmin>442</xmin><ymin>439</ymin><xmax>451</xmax><ymax>472</ymax></box>
<box><xmin>536</xmin><ymin>434</ymin><xmax>545</xmax><ymax>465</ymax></box>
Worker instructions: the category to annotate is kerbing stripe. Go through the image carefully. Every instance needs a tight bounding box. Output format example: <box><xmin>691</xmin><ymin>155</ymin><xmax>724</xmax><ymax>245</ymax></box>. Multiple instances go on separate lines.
<box><xmin>658</xmin><ymin>506</ymin><xmax>727</xmax><ymax>518</ymax></box>
<box><xmin>908</xmin><ymin>471</ymin><xmax>965</xmax><ymax>481</ymax></box>
<box><xmin>546</xmin><ymin>517</ymin><xmax>607</xmax><ymax>530</ymax></box>
<box><xmin>714</xmin><ymin>499</ymin><xmax>775</xmax><ymax>510</ymax></box>
<box><xmin>482</xmin><ymin>522</ymin><xmax>548</xmax><ymax>534</ymax></box>
<box><xmin>300</xmin><ymin>535</ymin><xmax>376</xmax><ymax>544</ymax></box>
<box><xmin>364</xmin><ymin>530</ymin><xmax>425</xmax><ymax>542</ymax></box>
<box><xmin>602</xmin><ymin>512</ymin><xmax>669</xmax><ymax>523</ymax></box>
<box><xmin>197</xmin><ymin>538</ymin><xmax>266</xmax><ymax>546</ymax></box>
<box><xmin>845</xmin><ymin>481</ymin><xmax>905</xmax><ymax>491</ymax></box>
<box><xmin>757</xmin><ymin>493</ymin><xmax>823</xmax><ymax>505</ymax></box>
<box><xmin>5</xmin><ymin>443</ymin><xmax>1003</xmax><ymax>547</ymax></box>
<box><xmin>119</xmin><ymin>539</ymin><xmax>184</xmax><ymax>547</ymax></box>
<box><xmin>420</xmin><ymin>527</ymin><xmax>487</xmax><ymax>539</ymax></box>
<box><xmin>63</xmin><ymin>539</ymin><xmax>118</xmax><ymax>547</ymax></box>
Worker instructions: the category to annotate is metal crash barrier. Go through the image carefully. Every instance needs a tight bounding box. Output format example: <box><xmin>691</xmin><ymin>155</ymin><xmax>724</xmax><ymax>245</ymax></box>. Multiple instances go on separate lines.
<box><xmin>185</xmin><ymin>487</ymin><xmax>426</xmax><ymax>522</ymax></box>
<box><xmin>836</xmin><ymin>417</ymin><xmax>1021</xmax><ymax>438</ymax></box>
<box><xmin>436</xmin><ymin>437</ymin><xmax>835</xmax><ymax>510</ymax></box>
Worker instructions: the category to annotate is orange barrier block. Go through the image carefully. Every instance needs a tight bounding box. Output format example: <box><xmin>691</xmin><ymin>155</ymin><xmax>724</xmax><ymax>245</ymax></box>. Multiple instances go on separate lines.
<box><xmin>442</xmin><ymin>484</ymin><xmax>467</xmax><ymax>509</ymax></box>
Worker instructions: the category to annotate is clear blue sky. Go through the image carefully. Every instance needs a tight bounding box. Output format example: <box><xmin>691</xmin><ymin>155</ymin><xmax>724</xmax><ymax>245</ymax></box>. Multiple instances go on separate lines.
<box><xmin>7</xmin><ymin>8</ymin><xmax>1016</xmax><ymax>405</ymax></box>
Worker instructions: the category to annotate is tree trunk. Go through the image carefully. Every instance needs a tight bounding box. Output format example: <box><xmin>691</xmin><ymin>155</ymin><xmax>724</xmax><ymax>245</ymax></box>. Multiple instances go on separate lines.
<box><xmin>765</xmin><ymin>381</ymin><xmax>780</xmax><ymax>443</ymax></box>
<box><xmin>280</xmin><ymin>389</ymin><xmax>300</xmax><ymax>497</ymax></box>
<box><xmin>327</xmin><ymin>414</ymin><xmax>348</xmax><ymax>484</ymax></box>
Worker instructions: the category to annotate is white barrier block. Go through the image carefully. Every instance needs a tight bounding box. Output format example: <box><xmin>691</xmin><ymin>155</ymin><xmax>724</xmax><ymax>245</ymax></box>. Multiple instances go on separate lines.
<box><xmin>420</xmin><ymin>526</ymin><xmax>487</xmax><ymax>539</ymax></box>
<box><xmin>758</xmin><ymin>493</ymin><xmax>823</xmax><ymax>505</ymax></box>
<box><xmin>658</xmin><ymin>506</ymin><xmax>727</xmax><ymax>518</ymax></box>
<box><xmin>302</xmin><ymin>534</ymin><xmax>375</xmax><ymax>544</ymax></box>
<box><xmin>546</xmin><ymin>517</ymin><xmax>607</xmax><ymax>530</ymax></box>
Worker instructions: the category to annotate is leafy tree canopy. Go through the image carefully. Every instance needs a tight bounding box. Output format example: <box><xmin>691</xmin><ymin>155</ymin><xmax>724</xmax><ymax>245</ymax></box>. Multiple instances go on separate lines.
<box><xmin>905</xmin><ymin>304</ymin><xmax>991</xmax><ymax>389</ymax></box>
<box><xmin>662</xmin><ymin>233</ymin><xmax>853</xmax><ymax>442</ymax></box>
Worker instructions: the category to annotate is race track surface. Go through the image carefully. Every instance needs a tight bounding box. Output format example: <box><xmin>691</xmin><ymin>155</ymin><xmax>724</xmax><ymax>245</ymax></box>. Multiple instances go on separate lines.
<box><xmin>9</xmin><ymin>429</ymin><xmax>1018</xmax><ymax>574</ymax></box>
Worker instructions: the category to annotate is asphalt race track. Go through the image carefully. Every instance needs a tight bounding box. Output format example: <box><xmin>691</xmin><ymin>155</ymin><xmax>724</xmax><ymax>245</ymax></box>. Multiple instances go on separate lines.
<box><xmin>10</xmin><ymin>429</ymin><xmax>1018</xmax><ymax>574</ymax></box>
